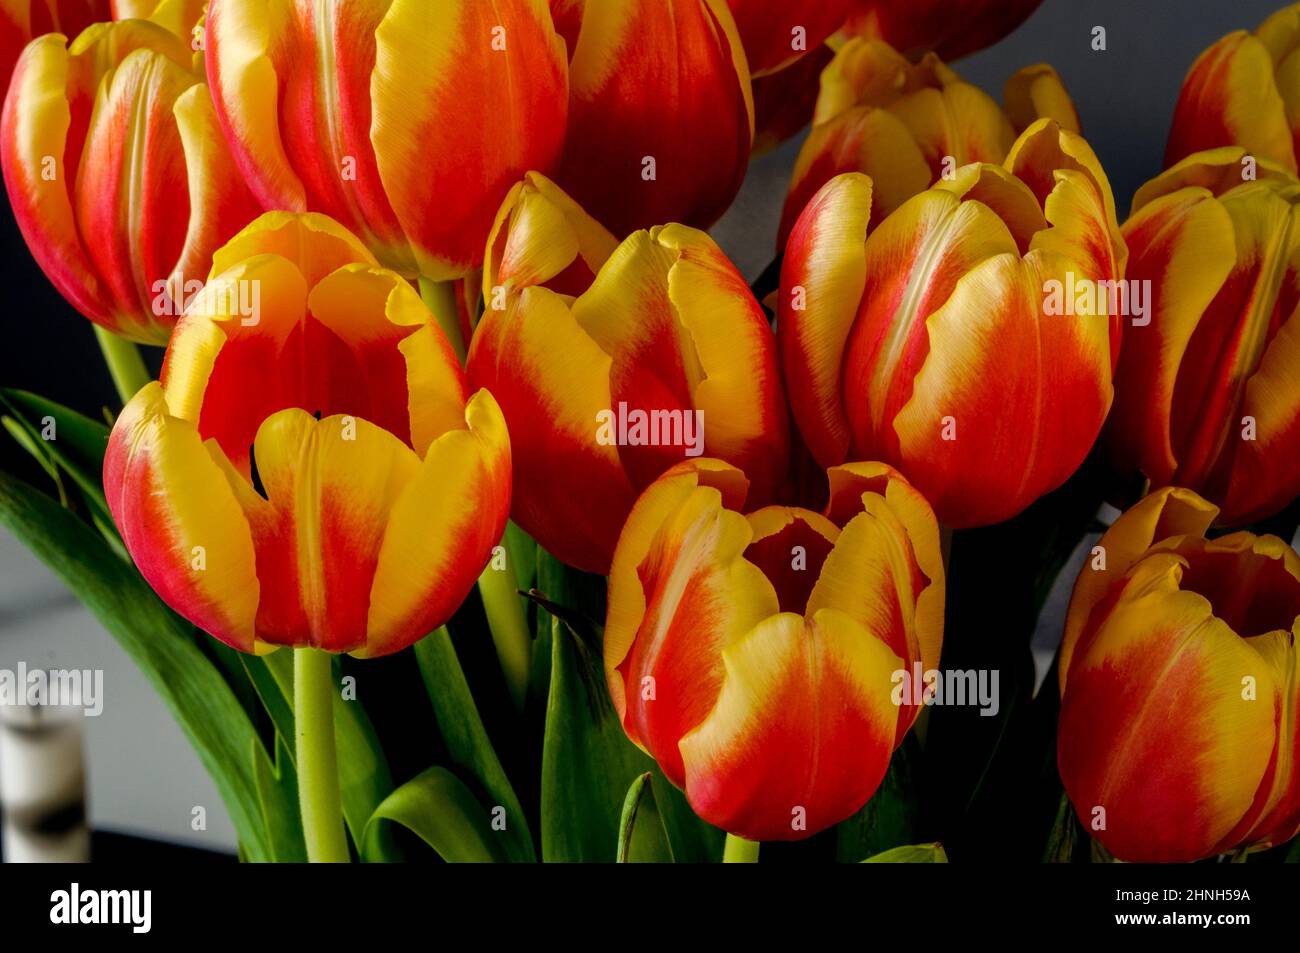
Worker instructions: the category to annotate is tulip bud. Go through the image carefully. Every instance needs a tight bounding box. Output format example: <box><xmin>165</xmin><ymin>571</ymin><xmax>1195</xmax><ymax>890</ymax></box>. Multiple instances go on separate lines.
<box><xmin>605</xmin><ymin>458</ymin><xmax>944</xmax><ymax>841</ymax></box>
<box><xmin>1058</xmin><ymin>487</ymin><xmax>1300</xmax><ymax>862</ymax></box>
<box><xmin>1109</xmin><ymin>148</ymin><xmax>1300</xmax><ymax>526</ymax></box>
<box><xmin>780</xmin><ymin>120</ymin><xmax>1126</xmax><ymax>528</ymax></box>
<box><xmin>1</xmin><ymin>18</ymin><xmax>262</xmax><ymax>344</ymax></box>
<box><xmin>104</xmin><ymin>212</ymin><xmax>512</xmax><ymax>657</ymax></box>
<box><xmin>0</xmin><ymin>2</ymin><xmax>108</xmax><ymax>102</ymax></box>
<box><xmin>550</xmin><ymin>0</ymin><xmax>753</xmax><ymax>237</ymax></box>
<box><xmin>1165</xmin><ymin>4</ymin><xmax>1300</xmax><ymax>172</ymax></box>
<box><xmin>780</xmin><ymin>37</ymin><xmax>1077</xmax><ymax>246</ymax></box>
<box><xmin>843</xmin><ymin>0</ymin><xmax>1044</xmax><ymax>62</ymax></box>
<box><xmin>205</xmin><ymin>0</ymin><xmax>568</xmax><ymax>280</ymax></box>
<box><xmin>468</xmin><ymin>178</ymin><xmax>788</xmax><ymax>574</ymax></box>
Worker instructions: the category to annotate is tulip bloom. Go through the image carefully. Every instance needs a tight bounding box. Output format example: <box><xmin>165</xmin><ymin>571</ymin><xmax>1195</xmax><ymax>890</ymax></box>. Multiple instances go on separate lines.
<box><xmin>467</xmin><ymin>174</ymin><xmax>788</xmax><ymax>574</ymax></box>
<box><xmin>780</xmin><ymin>37</ymin><xmax>1077</xmax><ymax>245</ymax></box>
<box><xmin>722</xmin><ymin>0</ymin><xmax>849</xmax><ymax>77</ymax></box>
<box><xmin>550</xmin><ymin>0</ymin><xmax>753</xmax><ymax>237</ymax></box>
<box><xmin>0</xmin><ymin>1</ymin><xmax>107</xmax><ymax>102</ymax></box>
<box><xmin>1109</xmin><ymin>148</ymin><xmax>1300</xmax><ymax>526</ymax></box>
<box><xmin>1165</xmin><ymin>4</ymin><xmax>1300</xmax><ymax>172</ymax></box>
<box><xmin>780</xmin><ymin>120</ymin><xmax>1125</xmax><ymax>528</ymax></box>
<box><xmin>843</xmin><ymin>0</ymin><xmax>1043</xmax><ymax>62</ymax></box>
<box><xmin>1058</xmin><ymin>488</ymin><xmax>1300</xmax><ymax>862</ymax></box>
<box><xmin>1</xmin><ymin>18</ymin><xmax>261</xmax><ymax>344</ymax></box>
<box><xmin>104</xmin><ymin>212</ymin><xmax>511</xmax><ymax>657</ymax></box>
<box><xmin>204</xmin><ymin>0</ymin><xmax>567</xmax><ymax>280</ymax></box>
<box><xmin>605</xmin><ymin>458</ymin><xmax>944</xmax><ymax>841</ymax></box>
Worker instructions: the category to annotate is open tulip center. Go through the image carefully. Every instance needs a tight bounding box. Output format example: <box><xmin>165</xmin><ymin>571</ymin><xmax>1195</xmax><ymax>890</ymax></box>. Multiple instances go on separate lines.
<box><xmin>743</xmin><ymin>511</ymin><xmax>838</xmax><ymax>615</ymax></box>
<box><xmin>1177</xmin><ymin>545</ymin><xmax>1300</xmax><ymax>638</ymax></box>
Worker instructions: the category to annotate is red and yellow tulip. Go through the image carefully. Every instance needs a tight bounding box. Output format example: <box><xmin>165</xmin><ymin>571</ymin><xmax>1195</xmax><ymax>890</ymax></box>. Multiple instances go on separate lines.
<box><xmin>1165</xmin><ymin>4</ymin><xmax>1300</xmax><ymax>172</ymax></box>
<box><xmin>467</xmin><ymin>174</ymin><xmax>788</xmax><ymax>575</ymax></box>
<box><xmin>0</xmin><ymin>1</ymin><xmax>108</xmax><ymax>102</ymax></box>
<box><xmin>1058</xmin><ymin>487</ymin><xmax>1300</xmax><ymax>862</ymax></box>
<box><xmin>104</xmin><ymin>211</ymin><xmax>511</xmax><ymax>657</ymax></box>
<box><xmin>780</xmin><ymin>36</ymin><xmax>1077</xmax><ymax>245</ymax></box>
<box><xmin>779</xmin><ymin>120</ymin><xmax>1125</xmax><ymax>528</ymax></box>
<box><xmin>550</xmin><ymin>0</ymin><xmax>753</xmax><ymax>237</ymax></box>
<box><xmin>605</xmin><ymin>458</ymin><xmax>944</xmax><ymax>841</ymax></box>
<box><xmin>1109</xmin><ymin>148</ymin><xmax>1300</xmax><ymax>526</ymax></box>
<box><xmin>722</xmin><ymin>0</ymin><xmax>849</xmax><ymax>77</ymax></box>
<box><xmin>843</xmin><ymin>0</ymin><xmax>1044</xmax><ymax>62</ymax></box>
<box><xmin>0</xmin><ymin>17</ymin><xmax>261</xmax><ymax>344</ymax></box>
<box><xmin>204</xmin><ymin>0</ymin><xmax>568</xmax><ymax>280</ymax></box>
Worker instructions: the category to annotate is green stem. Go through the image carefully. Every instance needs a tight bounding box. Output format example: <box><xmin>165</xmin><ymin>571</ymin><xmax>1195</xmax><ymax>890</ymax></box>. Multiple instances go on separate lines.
<box><xmin>477</xmin><ymin>528</ymin><xmax>531</xmax><ymax>709</ymax></box>
<box><xmin>294</xmin><ymin>648</ymin><xmax>349</xmax><ymax>862</ymax></box>
<box><xmin>93</xmin><ymin>326</ymin><xmax>151</xmax><ymax>406</ymax></box>
<box><xmin>722</xmin><ymin>833</ymin><xmax>760</xmax><ymax>863</ymax></box>
<box><xmin>418</xmin><ymin>277</ymin><xmax>466</xmax><ymax>365</ymax></box>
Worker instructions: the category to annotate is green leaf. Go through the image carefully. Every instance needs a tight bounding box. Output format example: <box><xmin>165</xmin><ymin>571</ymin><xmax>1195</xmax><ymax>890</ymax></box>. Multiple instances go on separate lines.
<box><xmin>0</xmin><ymin>472</ymin><xmax>275</xmax><ymax>861</ymax></box>
<box><xmin>617</xmin><ymin>773</ymin><xmax>673</xmax><ymax>863</ymax></box>
<box><xmin>252</xmin><ymin>734</ymin><xmax>306</xmax><ymax>862</ymax></box>
<box><xmin>362</xmin><ymin>767</ymin><xmax>507</xmax><ymax>863</ymax></box>
<box><xmin>1</xmin><ymin>389</ymin><xmax>114</xmax><ymax>533</ymax></box>
<box><xmin>861</xmin><ymin>843</ymin><xmax>948</xmax><ymax>863</ymax></box>
<box><xmin>413</xmin><ymin>627</ymin><xmax>534</xmax><ymax>862</ymax></box>
<box><xmin>540</xmin><ymin>615</ymin><xmax>721</xmax><ymax>862</ymax></box>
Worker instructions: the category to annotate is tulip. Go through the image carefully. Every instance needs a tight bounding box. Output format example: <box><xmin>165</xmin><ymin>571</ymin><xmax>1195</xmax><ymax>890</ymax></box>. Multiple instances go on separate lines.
<box><xmin>104</xmin><ymin>211</ymin><xmax>511</xmax><ymax>659</ymax></box>
<box><xmin>204</xmin><ymin>0</ymin><xmax>568</xmax><ymax>284</ymax></box>
<box><xmin>722</xmin><ymin>0</ymin><xmax>849</xmax><ymax>77</ymax></box>
<box><xmin>550</xmin><ymin>0</ymin><xmax>753</xmax><ymax>237</ymax></box>
<box><xmin>0</xmin><ymin>2</ymin><xmax>108</xmax><ymax>102</ymax></box>
<box><xmin>1</xmin><ymin>17</ymin><xmax>261</xmax><ymax>344</ymax></box>
<box><xmin>1108</xmin><ymin>148</ymin><xmax>1300</xmax><ymax>526</ymax></box>
<box><xmin>467</xmin><ymin>176</ymin><xmax>788</xmax><ymax>574</ymax></box>
<box><xmin>779</xmin><ymin>36</ymin><xmax>1077</xmax><ymax>245</ymax></box>
<box><xmin>779</xmin><ymin>120</ymin><xmax>1125</xmax><ymax>528</ymax></box>
<box><xmin>604</xmin><ymin>458</ymin><xmax>945</xmax><ymax>842</ymax></box>
<box><xmin>1165</xmin><ymin>4</ymin><xmax>1300</xmax><ymax>172</ymax></box>
<box><xmin>1057</xmin><ymin>487</ymin><xmax>1300</xmax><ymax>862</ymax></box>
<box><xmin>843</xmin><ymin>0</ymin><xmax>1044</xmax><ymax>62</ymax></box>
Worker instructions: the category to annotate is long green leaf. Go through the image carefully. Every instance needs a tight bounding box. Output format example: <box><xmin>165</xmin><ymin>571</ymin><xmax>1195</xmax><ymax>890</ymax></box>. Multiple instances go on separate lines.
<box><xmin>362</xmin><ymin>767</ymin><xmax>507</xmax><ymax>863</ymax></box>
<box><xmin>541</xmin><ymin>615</ymin><xmax>721</xmax><ymax>862</ymax></box>
<box><xmin>252</xmin><ymin>734</ymin><xmax>306</xmax><ymax>862</ymax></box>
<box><xmin>0</xmin><ymin>472</ymin><xmax>275</xmax><ymax>860</ymax></box>
<box><xmin>413</xmin><ymin>627</ymin><xmax>534</xmax><ymax>861</ymax></box>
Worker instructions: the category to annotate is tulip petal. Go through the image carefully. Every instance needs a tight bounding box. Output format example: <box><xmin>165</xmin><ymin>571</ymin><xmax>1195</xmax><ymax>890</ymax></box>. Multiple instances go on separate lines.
<box><xmin>1165</xmin><ymin>31</ymin><xmax>1297</xmax><ymax>172</ymax></box>
<box><xmin>892</xmin><ymin>248</ymin><xmax>1112</xmax><ymax>527</ymax></box>
<box><xmin>1059</xmin><ymin>486</ymin><xmax>1219</xmax><ymax>694</ymax></box>
<box><xmin>778</xmin><ymin>172</ymin><xmax>872</xmax><ymax>468</ymax></box>
<box><xmin>240</xmin><ymin>408</ymin><xmax>421</xmax><ymax>653</ymax></box>
<box><xmin>1109</xmin><ymin>186</ymin><xmax>1236</xmax><ymax>485</ymax></box>
<box><xmin>363</xmin><ymin>390</ymin><xmax>512</xmax><ymax>658</ymax></box>
<box><xmin>466</xmin><ymin>285</ymin><xmax>637</xmax><ymax>575</ymax></box>
<box><xmin>678</xmin><ymin>608</ymin><xmax>901</xmax><ymax>841</ymax></box>
<box><xmin>1004</xmin><ymin>63</ymin><xmax>1079</xmax><ymax>134</ymax></box>
<box><xmin>104</xmin><ymin>382</ymin><xmax>261</xmax><ymax>652</ymax></box>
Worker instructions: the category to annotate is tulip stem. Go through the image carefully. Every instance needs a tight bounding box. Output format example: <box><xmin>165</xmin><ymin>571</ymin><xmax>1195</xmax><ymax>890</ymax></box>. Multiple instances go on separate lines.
<box><xmin>722</xmin><ymin>834</ymin><xmax>760</xmax><ymax>863</ymax></box>
<box><xmin>477</xmin><ymin>528</ymin><xmax>532</xmax><ymax>710</ymax></box>
<box><xmin>418</xmin><ymin>277</ymin><xmax>467</xmax><ymax>365</ymax></box>
<box><xmin>93</xmin><ymin>326</ymin><xmax>151</xmax><ymax>406</ymax></box>
<box><xmin>294</xmin><ymin>648</ymin><xmax>349</xmax><ymax>862</ymax></box>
